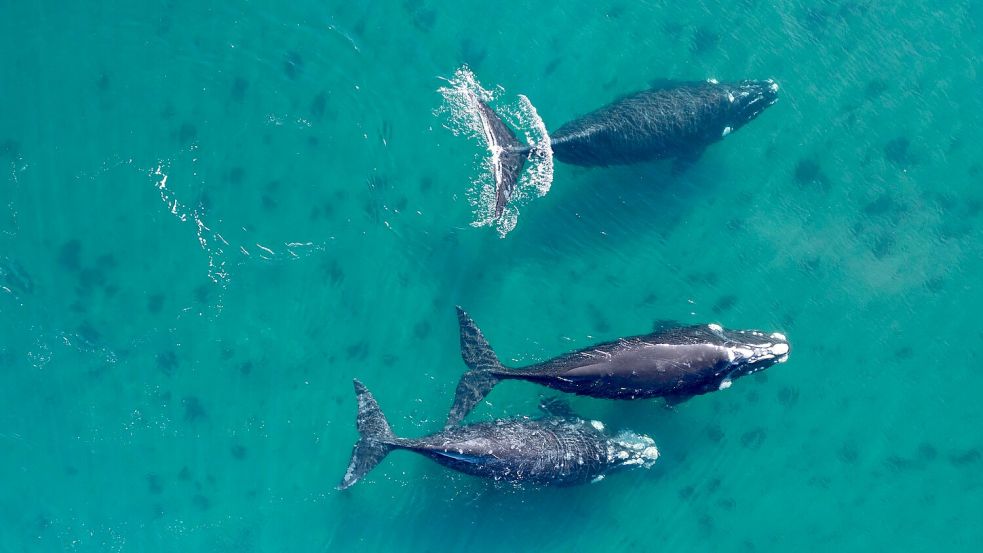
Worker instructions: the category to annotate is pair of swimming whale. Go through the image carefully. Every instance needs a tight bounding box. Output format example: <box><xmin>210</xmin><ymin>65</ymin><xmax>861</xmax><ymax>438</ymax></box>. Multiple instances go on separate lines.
<box><xmin>340</xmin><ymin>78</ymin><xmax>785</xmax><ymax>489</ymax></box>
<box><xmin>340</xmin><ymin>308</ymin><xmax>790</xmax><ymax>489</ymax></box>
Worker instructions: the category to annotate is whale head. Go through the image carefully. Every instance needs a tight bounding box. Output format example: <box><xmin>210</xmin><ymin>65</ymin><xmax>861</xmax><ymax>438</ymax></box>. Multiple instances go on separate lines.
<box><xmin>721</xmin><ymin>79</ymin><xmax>779</xmax><ymax>132</ymax></box>
<box><xmin>705</xmin><ymin>323</ymin><xmax>791</xmax><ymax>380</ymax></box>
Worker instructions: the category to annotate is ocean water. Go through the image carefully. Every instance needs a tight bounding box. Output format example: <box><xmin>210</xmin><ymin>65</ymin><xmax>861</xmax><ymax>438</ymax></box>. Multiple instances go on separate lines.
<box><xmin>1</xmin><ymin>1</ymin><xmax>981</xmax><ymax>551</ymax></box>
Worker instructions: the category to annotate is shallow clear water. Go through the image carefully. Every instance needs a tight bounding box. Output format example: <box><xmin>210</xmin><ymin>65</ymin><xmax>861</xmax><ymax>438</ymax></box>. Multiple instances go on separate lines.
<box><xmin>1</xmin><ymin>1</ymin><xmax>981</xmax><ymax>551</ymax></box>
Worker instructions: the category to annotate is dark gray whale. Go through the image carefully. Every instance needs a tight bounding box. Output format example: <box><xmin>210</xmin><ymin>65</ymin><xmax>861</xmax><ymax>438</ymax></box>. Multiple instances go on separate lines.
<box><xmin>446</xmin><ymin>308</ymin><xmax>790</xmax><ymax>427</ymax></box>
<box><xmin>338</xmin><ymin>380</ymin><xmax>658</xmax><ymax>489</ymax></box>
<box><xmin>480</xmin><ymin>79</ymin><xmax>780</xmax><ymax>216</ymax></box>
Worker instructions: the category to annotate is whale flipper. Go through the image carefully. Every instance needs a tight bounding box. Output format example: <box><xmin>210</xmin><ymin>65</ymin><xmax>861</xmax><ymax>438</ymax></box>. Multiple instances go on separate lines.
<box><xmin>338</xmin><ymin>380</ymin><xmax>399</xmax><ymax>490</ymax></box>
<box><xmin>648</xmin><ymin>78</ymin><xmax>678</xmax><ymax>90</ymax></box>
<box><xmin>663</xmin><ymin>392</ymin><xmax>695</xmax><ymax>409</ymax></box>
<box><xmin>539</xmin><ymin>396</ymin><xmax>575</xmax><ymax>418</ymax></box>
<box><xmin>434</xmin><ymin>450</ymin><xmax>489</xmax><ymax>464</ymax></box>
<box><xmin>652</xmin><ymin>319</ymin><xmax>683</xmax><ymax>332</ymax></box>
<box><xmin>475</xmin><ymin>101</ymin><xmax>528</xmax><ymax>217</ymax></box>
<box><xmin>671</xmin><ymin>145</ymin><xmax>707</xmax><ymax>175</ymax></box>
<box><xmin>446</xmin><ymin>307</ymin><xmax>505</xmax><ymax>428</ymax></box>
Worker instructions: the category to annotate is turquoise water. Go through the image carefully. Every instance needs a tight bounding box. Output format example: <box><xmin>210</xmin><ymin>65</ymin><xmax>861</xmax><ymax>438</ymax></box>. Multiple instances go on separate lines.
<box><xmin>1</xmin><ymin>1</ymin><xmax>981</xmax><ymax>551</ymax></box>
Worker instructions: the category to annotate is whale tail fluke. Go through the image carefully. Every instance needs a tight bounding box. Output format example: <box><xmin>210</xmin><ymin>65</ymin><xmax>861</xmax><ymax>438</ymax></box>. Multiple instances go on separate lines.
<box><xmin>338</xmin><ymin>379</ymin><xmax>399</xmax><ymax>490</ymax></box>
<box><xmin>474</xmin><ymin>101</ymin><xmax>530</xmax><ymax>217</ymax></box>
<box><xmin>446</xmin><ymin>307</ymin><xmax>505</xmax><ymax>428</ymax></box>
<box><xmin>437</xmin><ymin>67</ymin><xmax>553</xmax><ymax>236</ymax></box>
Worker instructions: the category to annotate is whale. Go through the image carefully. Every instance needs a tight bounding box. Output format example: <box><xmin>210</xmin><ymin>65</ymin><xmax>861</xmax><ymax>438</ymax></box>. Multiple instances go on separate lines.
<box><xmin>338</xmin><ymin>379</ymin><xmax>659</xmax><ymax>489</ymax></box>
<box><xmin>477</xmin><ymin>78</ymin><xmax>780</xmax><ymax>217</ymax></box>
<box><xmin>446</xmin><ymin>307</ymin><xmax>790</xmax><ymax>427</ymax></box>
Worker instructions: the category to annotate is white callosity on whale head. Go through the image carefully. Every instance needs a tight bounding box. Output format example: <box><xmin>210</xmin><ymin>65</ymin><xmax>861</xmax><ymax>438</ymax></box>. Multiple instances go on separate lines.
<box><xmin>768</xmin><ymin>79</ymin><xmax>779</xmax><ymax>92</ymax></box>
<box><xmin>772</xmin><ymin>341</ymin><xmax>790</xmax><ymax>363</ymax></box>
<box><xmin>708</xmin><ymin>323</ymin><xmax>723</xmax><ymax>332</ymax></box>
<box><xmin>717</xmin><ymin>326</ymin><xmax>790</xmax><ymax>367</ymax></box>
<box><xmin>718</xmin><ymin>378</ymin><xmax>733</xmax><ymax>391</ymax></box>
<box><xmin>590</xmin><ymin>420</ymin><xmax>605</xmax><ymax>431</ymax></box>
<box><xmin>730</xmin><ymin>338</ymin><xmax>790</xmax><ymax>366</ymax></box>
<box><xmin>722</xmin><ymin>126</ymin><xmax>733</xmax><ymax>137</ymax></box>
<box><xmin>638</xmin><ymin>442</ymin><xmax>660</xmax><ymax>466</ymax></box>
<box><xmin>609</xmin><ymin>433</ymin><xmax>660</xmax><ymax>468</ymax></box>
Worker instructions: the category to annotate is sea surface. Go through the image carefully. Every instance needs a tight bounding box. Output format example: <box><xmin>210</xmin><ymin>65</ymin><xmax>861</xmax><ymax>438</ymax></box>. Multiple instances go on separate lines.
<box><xmin>1</xmin><ymin>1</ymin><xmax>981</xmax><ymax>551</ymax></box>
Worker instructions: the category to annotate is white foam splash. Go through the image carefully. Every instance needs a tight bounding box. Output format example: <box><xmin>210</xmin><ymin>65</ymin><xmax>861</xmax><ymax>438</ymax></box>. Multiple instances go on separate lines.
<box><xmin>148</xmin><ymin>162</ymin><xmax>324</xmax><ymax>293</ymax></box>
<box><xmin>3</xmin><ymin>156</ymin><xmax>26</xmax><ymax>237</ymax></box>
<box><xmin>436</xmin><ymin>66</ymin><xmax>498</xmax><ymax>138</ymax></box>
<box><xmin>436</xmin><ymin>66</ymin><xmax>553</xmax><ymax>237</ymax></box>
<box><xmin>151</xmin><ymin>163</ymin><xmax>229</xmax><ymax>285</ymax></box>
<box><xmin>510</xmin><ymin>94</ymin><xmax>553</xmax><ymax>197</ymax></box>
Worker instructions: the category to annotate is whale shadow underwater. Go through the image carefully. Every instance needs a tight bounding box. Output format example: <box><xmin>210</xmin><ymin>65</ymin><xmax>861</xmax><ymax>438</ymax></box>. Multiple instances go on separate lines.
<box><xmin>474</xmin><ymin>78</ymin><xmax>780</xmax><ymax>220</ymax></box>
<box><xmin>501</xmin><ymin>159</ymin><xmax>711</xmax><ymax>259</ymax></box>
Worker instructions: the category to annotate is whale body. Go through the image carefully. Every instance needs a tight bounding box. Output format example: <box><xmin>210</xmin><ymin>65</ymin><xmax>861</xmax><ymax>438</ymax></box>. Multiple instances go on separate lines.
<box><xmin>480</xmin><ymin>79</ymin><xmax>780</xmax><ymax>216</ymax></box>
<box><xmin>338</xmin><ymin>380</ymin><xmax>658</xmax><ymax>489</ymax></box>
<box><xmin>446</xmin><ymin>307</ymin><xmax>790</xmax><ymax>427</ymax></box>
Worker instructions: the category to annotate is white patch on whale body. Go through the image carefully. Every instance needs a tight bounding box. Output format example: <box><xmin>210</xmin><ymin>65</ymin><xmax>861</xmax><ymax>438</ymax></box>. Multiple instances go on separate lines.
<box><xmin>592</xmin><ymin>475</ymin><xmax>606</xmax><ymax>483</ymax></box>
<box><xmin>769</xmin><ymin>80</ymin><xmax>779</xmax><ymax>92</ymax></box>
<box><xmin>722</xmin><ymin>126</ymin><xmax>732</xmax><ymax>137</ymax></box>
<box><xmin>772</xmin><ymin>343</ymin><xmax>790</xmax><ymax>356</ymax></box>
<box><xmin>727</xmin><ymin>92</ymin><xmax>735</xmax><ymax>103</ymax></box>
<box><xmin>708</xmin><ymin>323</ymin><xmax>723</xmax><ymax>332</ymax></box>
<box><xmin>718</xmin><ymin>378</ymin><xmax>733</xmax><ymax>390</ymax></box>
<box><xmin>342</xmin><ymin>463</ymin><xmax>356</xmax><ymax>486</ymax></box>
<box><xmin>707</xmin><ymin>78</ymin><xmax>719</xmax><ymax>85</ymax></box>
<box><xmin>771</xmin><ymin>332</ymin><xmax>787</xmax><ymax>341</ymax></box>
<box><xmin>590</xmin><ymin>420</ymin><xmax>605</xmax><ymax>431</ymax></box>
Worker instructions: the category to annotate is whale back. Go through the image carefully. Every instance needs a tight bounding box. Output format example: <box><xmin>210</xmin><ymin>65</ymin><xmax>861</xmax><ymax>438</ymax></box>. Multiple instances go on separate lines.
<box><xmin>414</xmin><ymin>418</ymin><xmax>611</xmax><ymax>485</ymax></box>
<box><xmin>550</xmin><ymin>80</ymin><xmax>777</xmax><ymax>166</ymax></box>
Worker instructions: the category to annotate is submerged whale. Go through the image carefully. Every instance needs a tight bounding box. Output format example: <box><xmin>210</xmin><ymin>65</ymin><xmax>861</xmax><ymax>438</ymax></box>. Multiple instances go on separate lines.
<box><xmin>446</xmin><ymin>308</ymin><xmax>790</xmax><ymax>427</ymax></box>
<box><xmin>479</xmin><ymin>79</ymin><xmax>780</xmax><ymax>217</ymax></box>
<box><xmin>338</xmin><ymin>379</ymin><xmax>658</xmax><ymax>489</ymax></box>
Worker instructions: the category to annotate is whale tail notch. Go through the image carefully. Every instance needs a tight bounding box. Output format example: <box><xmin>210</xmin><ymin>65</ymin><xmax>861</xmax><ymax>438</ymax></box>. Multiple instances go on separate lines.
<box><xmin>475</xmin><ymin>101</ymin><xmax>530</xmax><ymax>217</ymax></box>
<box><xmin>446</xmin><ymin>307</ymin><xmax>505</xmax><ymax>428</ymax></box>
<box><xmin>338</xmin><ymin>379</ymin><xmax>399</xmax><ymax>490</ymax></box>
